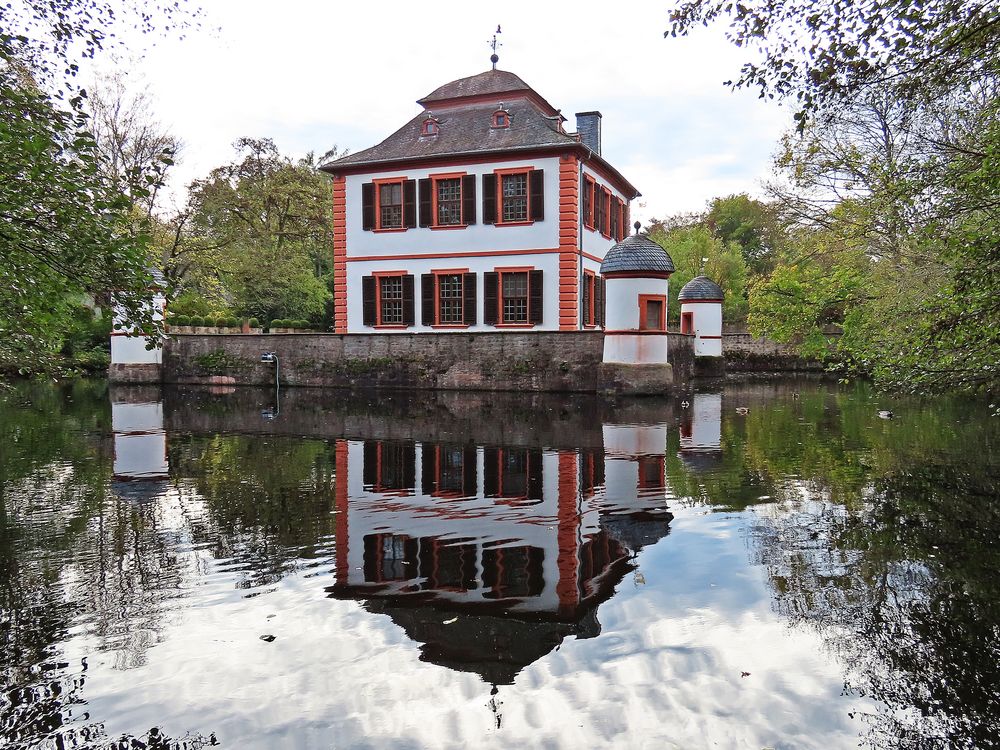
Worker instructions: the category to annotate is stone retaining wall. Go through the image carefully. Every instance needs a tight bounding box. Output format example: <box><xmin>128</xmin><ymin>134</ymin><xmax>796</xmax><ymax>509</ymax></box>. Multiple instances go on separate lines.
<box><xmin>161</xmin><ymin>331</ymin><xmax>695</xmax><ymax>393</ymax></box>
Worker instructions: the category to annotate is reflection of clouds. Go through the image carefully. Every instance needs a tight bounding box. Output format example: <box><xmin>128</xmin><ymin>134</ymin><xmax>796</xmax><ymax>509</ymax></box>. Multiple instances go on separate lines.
<box><xmin>65</xmin><ymin>503</ymin><xmax>873</xmax><ymax>748</ymax></box>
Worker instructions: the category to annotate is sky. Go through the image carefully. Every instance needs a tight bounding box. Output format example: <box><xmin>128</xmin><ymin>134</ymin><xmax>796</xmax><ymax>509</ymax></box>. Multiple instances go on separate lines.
<box><xmin>99</xmin><ymin>0</ymin><xmax>794</xmax><ymax>224</ymax></box>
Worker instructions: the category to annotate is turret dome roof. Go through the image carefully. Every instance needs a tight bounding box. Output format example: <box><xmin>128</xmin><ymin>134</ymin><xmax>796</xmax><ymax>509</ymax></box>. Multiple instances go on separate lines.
<box><xmin>678</xmin><ymin>275</ymin><xmax>725</xmax><ymax>301</ymax></box>
<box><xmin>599</xmin><ymin>235</ymin><xmax>675</xmax><ymax>275</ymax></box>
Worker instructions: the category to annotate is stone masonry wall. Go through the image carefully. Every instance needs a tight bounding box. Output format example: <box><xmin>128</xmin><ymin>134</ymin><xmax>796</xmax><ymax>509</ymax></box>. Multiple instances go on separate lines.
<box><xmin>161</xmin><ymin>332</ymin><xmax>696</xmax><ymax>393</ymax></box>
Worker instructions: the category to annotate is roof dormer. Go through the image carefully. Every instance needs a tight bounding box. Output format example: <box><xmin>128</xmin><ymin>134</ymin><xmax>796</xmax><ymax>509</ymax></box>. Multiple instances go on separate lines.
<box><xmin>420</xmin><ymin>113</ymin><xmax>440</xmax><ymax>137</ymax></box>
<box><xmin>491</xmin><ymin>104</ymin><xmax>511</xmax><ymax>129</ymax></box>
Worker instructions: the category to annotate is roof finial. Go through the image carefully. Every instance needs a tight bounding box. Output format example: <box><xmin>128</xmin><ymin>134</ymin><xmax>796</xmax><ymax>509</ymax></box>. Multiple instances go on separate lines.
<box><xmin>489</xmin><ymin>25</ymin><xmax>502</xmax><ymax>70</ymax></box>
<box><xmin>634</xmin><ymin>220</ymin><xmax>641</xmax><ymax>235</ymax></box>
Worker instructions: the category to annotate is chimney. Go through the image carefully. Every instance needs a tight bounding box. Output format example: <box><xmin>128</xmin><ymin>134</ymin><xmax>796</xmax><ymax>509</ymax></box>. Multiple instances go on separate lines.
<box><xmin>575</xmin><ymin>111</ymin><xmax>602</xmax><ymax>156</ymax></box>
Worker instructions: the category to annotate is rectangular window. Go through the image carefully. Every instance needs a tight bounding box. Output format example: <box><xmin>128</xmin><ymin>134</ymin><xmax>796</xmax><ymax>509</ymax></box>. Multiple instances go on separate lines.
<box><xmin>379</xmin><ymin>181</ymin><xmax>402</xmax><ymax>229</ymax></box>
<box><xmin>681</xmin><ymin>311</ymin><xmax>694</xmax><ymax>334</ymax></box>
<box><xmin>501</xmin><ymin>272</ymin><xmax>529</xmax><ymax>323</ymax></box>
<box><xmin>501</xmin><ymin>172</ymin><xmax>528</xmax><ymax>222</ymax></box>
<box><xmin>435</xmin><ymin>178</ymin><xmax>462</xmax><ymax>226</ymax></box>
<box><xmin>438</xmin><ymin>274</ymin><xmax>464</xmax><ymax>324</ymax></box>
<box><xmin>639</xmin><ymin>294</ymin><xmax>666</xmax><ymax>331</ymax></box>
<box><xmin>379</xmin><ymin>275</ymin><xmax>404</xmax><ymax>324</ymax></box>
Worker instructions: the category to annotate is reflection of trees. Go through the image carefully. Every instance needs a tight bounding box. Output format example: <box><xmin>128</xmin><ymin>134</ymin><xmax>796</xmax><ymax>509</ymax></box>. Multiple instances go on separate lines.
<box><xmin>668</xmin><ymin>381</ymin><xmax>1000</xmax><ymax>749</ymax></box>
<box><xmin>0</xmin><ymin>383</ymin><xmax>220</xmax><ymax>748</ymax></box>
<box><xmin>168</xmin><ymin>434</ymin><xmax>337</xmax><ymax>589</ymax></box>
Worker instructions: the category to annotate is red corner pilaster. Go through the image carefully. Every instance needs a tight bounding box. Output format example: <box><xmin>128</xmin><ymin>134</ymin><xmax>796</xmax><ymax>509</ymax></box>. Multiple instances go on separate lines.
<box><xmin>555</xmin><ymin>450</ymin><xmax>580</xmax><ymax>616</ymax></box>
<box><xmin>558</xmin><ymin>154</ymin><xmax>580</xmax><ymax>330</ymax></box>
<box><xmin>332</xmin><ymin>176</ymin><xmax>348</xmax><ymax>333</ymax></box>
<box><xmin>334</xmin><ymin>439</ymin><xmax>350</xmax><ymax>583</ymax></box>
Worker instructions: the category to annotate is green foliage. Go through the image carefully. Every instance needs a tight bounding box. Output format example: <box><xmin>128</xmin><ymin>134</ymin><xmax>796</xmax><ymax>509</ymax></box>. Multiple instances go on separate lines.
<box><xmin>249</xmin><ymin>317</ymin><xmax>260</xmax><ymax>328</ymax></box>
<box><xmin>188</xmin><ymin>315</ymin><xmax>204</xmax><ymax>327</ymax></box>
<box><xmin>666</xmin><ymin>0</ymin><xmax>1000</xmax><ymax>393</ymax></box>
<box><xmin>172</xmin><ymin>315</ymin><xmax>190</xmax><ymax>326</ymax></box>
<box><xmin>167</xmin><ymin>291</ymin><xmax>215</xmax><ymax>318</ymax></box>
<box><xmin>648</xmin><ymin>224</ymin><xmax>749</xmax><ymax>322</ymax></box>
<box><xmin>705</xmin><ymin>194</ymin><xmax>784</xmax><ymax>273</ymax></box>
<box><xmin>174</xmin><ymin>138</ymin><xmax>336</xmax><ymax>327</ymax></box>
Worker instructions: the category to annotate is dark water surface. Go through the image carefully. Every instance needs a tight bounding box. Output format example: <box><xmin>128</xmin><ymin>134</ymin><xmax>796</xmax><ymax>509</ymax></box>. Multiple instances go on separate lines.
<box><xmin>1</xmin><ymin>379</ymin><xmax>998</xmax><ymax>749</ymax></box>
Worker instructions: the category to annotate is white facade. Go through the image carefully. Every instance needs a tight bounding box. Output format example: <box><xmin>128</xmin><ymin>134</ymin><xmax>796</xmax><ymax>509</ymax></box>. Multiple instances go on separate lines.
<box><xmin>110</xmin><ymin>290</ymin><xmax>165</xmax><ymax>367</ymax></box>
<box><xmin>111</xmin><ymin>400</ymin><xmax>168</xmax><ymax>480</ymax></box>
<box><xmin>342</xmin><ymin>155</ymin><xmax>625</xmax><ymax>333</ymax></box>
<box><xmin>681</xmin><ymin>300</ymin><xmax>724</xmax><ymax>357</ymax></box>
<box><xmin>602</xmin><ymin>276</ymin><xmax>670</xmax><ymax>365</ymax></box>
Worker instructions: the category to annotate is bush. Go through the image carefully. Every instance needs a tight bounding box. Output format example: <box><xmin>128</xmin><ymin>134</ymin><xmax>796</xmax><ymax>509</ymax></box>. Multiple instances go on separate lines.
<box><xmin>228</xmin><ymin>317</ymin><xmax>241</xmax><ymax>328</ymax></box>
<box><xmin>270</xmin><ymin>318</ymin><xmax>286</xmax><ymax>329</ymax></box>
<box><xmin>249</xmin><ymin>317</ymin><xmax>260</xmax><ymax>328</ymax></box>
<box><xmin>189</xmin><ymin>315</ymin><xmax>204</xmax><ymax>327</ymax></box>
<box><xmin>173</xmin><ymin>314</ymin><xmax>190</xmax><ymax>326</ymax></box>
<box><xmin>294</xmin><ymin>319</ymin><xmax>310</xmax><ymax>329</ymax></box>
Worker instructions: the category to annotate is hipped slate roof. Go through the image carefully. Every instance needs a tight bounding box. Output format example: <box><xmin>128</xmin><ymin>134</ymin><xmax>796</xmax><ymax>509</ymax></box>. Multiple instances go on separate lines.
<box><xmin>679</xmin><ymin>276</ymin><xmax>725</xmax><ymax>300</ymax></box>
<box><xmin>319</xmin><ymin>69</ymin><xmax>639</xmax><ymax>198</ymax></box>
<box><xmin>326</xmin><ymin>99</ymin><xmax>575</xmax><ymax>169</ymax></box>
<box><xmin>600</xmin><ymin>235</ymin><xmax>676</xmax><ymax>275</ymax></box>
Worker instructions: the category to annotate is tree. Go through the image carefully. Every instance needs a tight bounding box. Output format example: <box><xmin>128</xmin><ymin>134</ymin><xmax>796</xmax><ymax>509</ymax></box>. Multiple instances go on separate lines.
<box><xmin>173</xmin><ymin>138</ymin><xmax>336</xmax><ymax>325</ymax></box>
<box><xmin>1</xmin><ymin>2</ymin><xmax>198</xmax><ymax>375</ymax></box>
<box><xmin>705</xmin><ymin>193</ymin><xmax>784</xmax><ymax>273</ymax></box>
<box><xmin>648</xmin><ymin>224</ymin><xmax>749</xmax><ymax>322</ymax></box>
<box><xmin>666</xmin><ymin>0</ymin><xmax>1000</xmax><ymax>393</ymax></box>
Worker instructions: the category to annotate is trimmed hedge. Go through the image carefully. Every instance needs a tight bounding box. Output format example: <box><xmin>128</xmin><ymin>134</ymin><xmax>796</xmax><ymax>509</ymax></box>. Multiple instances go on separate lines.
<box><xmin>249</xmin><ymin>318</ymin><xmax>260</xmax><ymax>328</ymax></box>
<box><xmin>172</xmin><ymin>314</ymin><xmax>190</xmax><ymax>326</ymax></box>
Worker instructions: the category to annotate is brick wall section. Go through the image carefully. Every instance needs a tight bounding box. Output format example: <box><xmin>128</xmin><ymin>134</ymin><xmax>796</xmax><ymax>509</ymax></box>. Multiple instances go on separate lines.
<box><xmin>558</xmin><ymin>154</ymin><xmax>580</xmax><ymax>330</ymax></box>
<box><xmin>162</xmin><ymin>331</ymin><xmax>697</xmax><ymax>392</ymax></box>
<box><xmin>332</xmin><ymin>176</ymin><xmax>348</xmax><ymax>333</ymax></box>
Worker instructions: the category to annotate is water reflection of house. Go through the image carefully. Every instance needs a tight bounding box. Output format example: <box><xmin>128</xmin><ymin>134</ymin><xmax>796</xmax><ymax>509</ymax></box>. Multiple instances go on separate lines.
<box><xmin>111</xmin><ymin>390</ymin><xmax>170</xmax><ymax>498</ymax></box>
<box><xmin>329</xmin><ymin>429</ymin><xmax>674</xmax><ymax>684</ymax></box>
<box><xmin>678</xmin><ymin>392</ymin><xmax>724</xmax><ymax>472</ymax></box>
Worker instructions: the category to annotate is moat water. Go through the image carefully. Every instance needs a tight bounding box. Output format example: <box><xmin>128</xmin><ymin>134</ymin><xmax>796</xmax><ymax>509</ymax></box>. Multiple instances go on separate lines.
<box><xmin>1</xmin><ymin>378</ymin><xmax>997</xmax><ymax>749</ymax></box>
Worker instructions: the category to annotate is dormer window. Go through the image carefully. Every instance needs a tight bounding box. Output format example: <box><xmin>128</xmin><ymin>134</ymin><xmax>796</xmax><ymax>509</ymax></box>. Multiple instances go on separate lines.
<box><xmin>492</xmin><ymin>105</ymin><xmax>510</xmax><ymax>129</ymax></box>
<box><xmin>421</xmin><ymin>114</ymin><xmax>439</xmax><ymax>136</ymax></box>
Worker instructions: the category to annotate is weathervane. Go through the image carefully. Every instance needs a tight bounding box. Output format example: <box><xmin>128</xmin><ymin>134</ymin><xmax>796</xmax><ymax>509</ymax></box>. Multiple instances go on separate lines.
<box><xmin>489</xmin><ymin>25</ymin><xmax>502</xmax><ymax>69</ymax></box>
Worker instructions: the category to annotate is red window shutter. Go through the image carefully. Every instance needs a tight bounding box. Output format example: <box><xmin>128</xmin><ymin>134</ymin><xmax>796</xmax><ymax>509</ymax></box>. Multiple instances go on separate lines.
<box><xmin>527</xmin><ymin>450</ymin><xmax>543</xmax><ymax>500</ymax></box>
<box><xmin>482</xmin><ymin>174</ymin><xmax>496</xmax><ymax>225</ymax></box>
<box><xmin>421</xmin><ymin>273</ymin><xmax>435</xmax><ymax>326</ymax></box>
<box><xmin>529</xmin><ymin>270</ymin><xmax>543</xmax><ymax>325</ymax></box>
<box><xmin>463</xmin><ymin>272</ymin><xmax>477</xmax><ymax>325</ymax></box>
<box><xmin>624</xmin><ymin>202</ymin><xmax>630</xmax><ymax>235</ymax></box>
<box><xmin>529</xmin><ymin>169</ymin><xmax>544</xmax><ymax>221</ymax></box>
<box><xmin>418</xmin><ymin>178</ymin><xmax>432</xmax><ymax>227</ymax></box>
<box><xmin>361</xmin><ymin>183</ymin><xmax>375</xmax><ymax>231</ymax></box>
<box><xmin>403</xmin><ymin>180</ymin><xmax>416</xmax><ymax>228</ymax></box>
<box><xmin>402</xmin><ymin>274</ymin><xmax>415</xmax><ymax>326</ymax></box>
<box><xmin>462</xmin><ymin>174</ymin><xmax>476</xmax><ymax>225</ymax></box>
<box><xmin>362</xmin><ymin>275</ymin><xmax>376</xmax><ymax>326</ymax></box>
<box><xmin>483</xmin><ymin>271</ymin><xmax>499</xmax><ymax>324</ymax></box>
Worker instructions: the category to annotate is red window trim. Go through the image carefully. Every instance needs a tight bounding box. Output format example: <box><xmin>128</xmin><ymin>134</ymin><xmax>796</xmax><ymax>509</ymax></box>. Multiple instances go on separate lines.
<box><xmin>636</xmin><ymin>456</ymin><xmax>666</xmax><ymax>490</ymax></box>
<box><xmin>582</xmin><ymin>270</ymin><xmax>597</xmax><ymax>328</ymax></box>
<box><xmin>431</xmin><ymin>268</ymin><xmax>469</xmax><ymax>327</ymax></box>
<box><xmin>429</xmin><ymin>171</ymin><xmax>468</xmax><ymax>229</ymax></box>
<box><xmin>494</xmin><ymin>265</ymin><xmax>536</xmax><ymax>326</ymax></box>
<box><xmin>638</xmin><ymin>294</ymin><xmax>667</xmax><ymax>331</ymax></box>
<box><xmin>494</xmin><ymin>166</ymin><xmax>535</xmax><ymax>226</ymax></box>
<box><xmin>491</xmin><ymin>109</ymin><xmax>511</xmax><ymax>129</ymax></box>
<box><xmin>421</xmin><ymin>117</ymin><xmax>439</xmax><ymax>136</ymax></box>
<box><xmin>680</xmin><ymin>311</ymin><xmax>695</xmax><ymax>335</ymax></box>
<box><xmin>373</xmin><ymin>176</ymin><xmax>406</xmax><ymax>231</ymax></box>
<box><xmin>373</xmin><ymin>270</ymin><xmax>408</xmax><ymax>328</ymax></box>
<box><xmin>427</xmin><ymin>444</ymin><xmax>469</xmax><ymax>499</ymax></box>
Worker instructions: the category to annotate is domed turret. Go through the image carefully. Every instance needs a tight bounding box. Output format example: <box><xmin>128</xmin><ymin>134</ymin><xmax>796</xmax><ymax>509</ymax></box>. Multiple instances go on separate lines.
<box><xmin>600</xmin><ymin>234</ymin><xmax>675</xmax><ymax>366</ymax></box>
<box><xmin>678</xmin><ymin>275</ymin><xmax>724</xmax><ymax>357</ymax></box>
